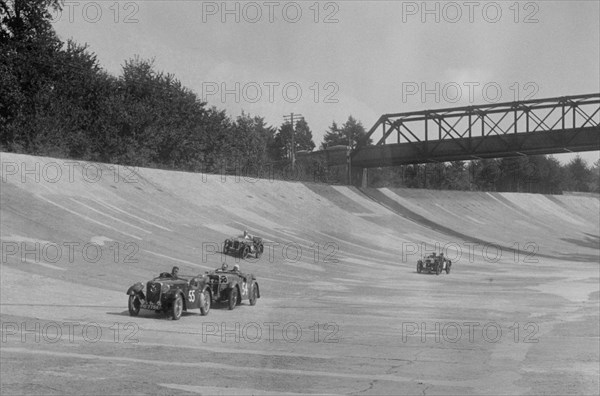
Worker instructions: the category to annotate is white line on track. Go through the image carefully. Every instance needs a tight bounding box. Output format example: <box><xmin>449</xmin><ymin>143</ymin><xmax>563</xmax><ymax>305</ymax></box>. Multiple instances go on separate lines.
<box><xmin>36</xmin><ymin>195</ymin><xmax>142</xmax><ymax>240</ymax></box>
<box><xmin>70</xmin><ymin>197</ymin><xmax>152</xmax><ymax>234</ymax></box>
<box><xmin>92</xmin><ymin>198</ymin><xmax>173</xmax><ymax>232</ymax></box>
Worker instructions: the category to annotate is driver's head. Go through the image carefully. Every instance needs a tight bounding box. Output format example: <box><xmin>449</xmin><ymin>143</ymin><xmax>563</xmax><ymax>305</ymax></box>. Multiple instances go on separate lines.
<box><xmin>221</xmin><ymin>263</ymin><xmax>228</xmax><ymax>271</ymax></box>
<box><xmin>172</xmin><ymin>266</ymin><xmax>179</xmax><ymax>276</ymax></box>
<box><xmin>233</xmin><ymin>264</ymin><xmax>240</xmax><ymax>272</ymax></box>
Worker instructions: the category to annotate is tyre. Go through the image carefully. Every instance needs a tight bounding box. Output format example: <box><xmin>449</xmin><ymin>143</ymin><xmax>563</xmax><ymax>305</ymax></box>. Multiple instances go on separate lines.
<box><xmin>435</xmin><ymin>264</ymin><xmax>441</xmax><ymax>275</ymax></box>
<box><xmin>228</xmin><ymin>287</ymin><xmax>238</xmax><ymax>310</ymax></box>
<box><xmin>200</xmin><ymin>289</ymin><xmax>211</xmax><ymax>316</ymax></box>
<box><xmin>446</xmin><ymin>261</ymin><xmax>451</xmax><ymax>274</ymax></box>
<box><xmin>224</xmin><ymin>239</ymin><xmax>231</xmax><ymax>252</ymax></box>
<box><xmin>128</xmin><ymin>295</ymin><xmax>141</xmax><ymax>316</ymax></box>
<box><xmin>249</xmin><ymin>284</ymin><xmax>257</xmax><ymax>306</ymax></box>
<box><xmin>242</xmin><ymin>245</ymin><xmax>250</xmax><ymax>259</ymax></box>
<box><xmin>256</xmin><ymin>243</ymin><xmax>263</xmax><ymax>258</ymax></box>
<box><xmin>417</xmin><ymin>261</ymin><xmax>422</xmax><ymax>273</ymax></box>
<box><xmin>172</xmin><ymin>294</ymin><xmax>183</xmax><ymax>320</ymax></box>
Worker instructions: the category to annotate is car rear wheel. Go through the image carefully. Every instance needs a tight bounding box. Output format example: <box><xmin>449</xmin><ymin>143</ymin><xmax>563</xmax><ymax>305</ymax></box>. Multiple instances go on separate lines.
<box><xmin>172</xmin><ymin>294</ymin><xmax>183</xmax><ymax>320</ymax></box>
<box><xmin>228</xmin><ymin>287</ymin><xmax>238</xmax><ymax>310</ymax></box>
<box><xmin>200</xmin><ymin>290</ymin><xmax>210</xmax><ymax>316</ymax></box>
<box><xmin>446</xmin><ymin>261</ymin><xmax>451</xmax><ymax>274</ymax></box>
<box><xmin>242</xmin><ymin>245</ymin><xmax>250</xmax><ymax>259</ymax></box>
<box><xmin>249</xmin><ymin>284</ymin><xmax>257</xmax><ymax>306</ymax></box>
<box><xmin>256</xmin><ymin>243</ymin><xmax>263</xmax><ymax>258</ymax></box>
<box><xmin>417</xmin><ymin>261</ymin><xmax>422</xmax><ymax>273</ymax></box>
<box><xmin>128</xmin><ymin>295</ymin><xmax>141</xmax><ymax>316</ymax></box>
<box><xmin>436</xmin><ymin>264</ymin><xmax>441</xmax><ymax>275</ymax></box>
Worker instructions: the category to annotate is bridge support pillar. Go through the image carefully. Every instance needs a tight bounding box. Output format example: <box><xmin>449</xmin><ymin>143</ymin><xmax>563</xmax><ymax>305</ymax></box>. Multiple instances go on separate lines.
<box><xmin>349</xmin><ymin>166</ymin><xmax>367</xmax><ymax>187</ymax></box>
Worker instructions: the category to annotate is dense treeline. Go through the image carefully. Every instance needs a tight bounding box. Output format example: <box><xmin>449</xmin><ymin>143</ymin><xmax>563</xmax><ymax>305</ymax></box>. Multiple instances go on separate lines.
<box><xmin>0</xmin><ymin>0</ymin><xmax>314</xmax><ymax>174</ymax></box>
<box><xmin>1</xmin><ymin>1</ymin><xmax>598</xmax><ymax>193</ymax></box>
<box><xmin>368</xmin><ymin>156</ymin><xmax>600</xmax><ymax>193</ymax></box>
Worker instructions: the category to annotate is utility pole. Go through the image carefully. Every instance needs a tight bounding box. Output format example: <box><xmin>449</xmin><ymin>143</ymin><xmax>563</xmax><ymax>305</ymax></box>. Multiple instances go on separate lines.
<box><xmin>283</xmin><ymin>113</ymin><xmax>303</xmax><ymax>170</ymax></box>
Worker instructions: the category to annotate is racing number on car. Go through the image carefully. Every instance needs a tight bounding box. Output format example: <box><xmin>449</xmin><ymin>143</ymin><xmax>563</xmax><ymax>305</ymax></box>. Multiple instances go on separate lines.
<box><xmin>188</xmin><ymin>290</ymin><xmax>195</xmax><ymax>303</ymax></box>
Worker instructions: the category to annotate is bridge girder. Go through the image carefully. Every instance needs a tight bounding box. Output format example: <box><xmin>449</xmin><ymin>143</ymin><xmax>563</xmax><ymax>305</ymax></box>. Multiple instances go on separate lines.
<box><xmin>349</xmin><ymin>93</ymin><xmax>600</xmax><ymax>168</ymax></box>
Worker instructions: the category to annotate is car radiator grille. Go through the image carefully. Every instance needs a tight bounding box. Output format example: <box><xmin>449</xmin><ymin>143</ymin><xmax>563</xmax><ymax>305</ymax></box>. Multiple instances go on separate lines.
<box><xmin>233</xmin><ymin>241</ymin><xmax>240</xmax><ymax>249</ymax></box>
<box><xmin>146</xmin><ymin>282</ymin><xmax>161</xmax><ymax>303</ymax></box>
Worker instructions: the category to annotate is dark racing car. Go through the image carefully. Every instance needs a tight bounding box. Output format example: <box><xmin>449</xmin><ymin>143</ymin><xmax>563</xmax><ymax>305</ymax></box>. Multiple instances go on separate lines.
<box><xmin>205</xmin><ymin>264</ymin><xmax>260</xmax><ymax>310</ymax></box>
<box><xmin>417</xmin><ymin>253</ymin><xmax>451</xmax><ymax>275</ymax></box>
<box><xmin>126</xmin><ymin>269</ymin><xmax>212</xmax><ymax>320</ymax></box>
<box><xmin>223</xmin><ymin>235</ymin><xmax>264</xmax><ymax>259</ymax></box>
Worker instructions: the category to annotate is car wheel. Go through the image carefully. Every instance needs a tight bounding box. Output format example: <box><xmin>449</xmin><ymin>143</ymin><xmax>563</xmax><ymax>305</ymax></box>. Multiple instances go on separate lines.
<box><xmin>172</xmin><ymin>294</ymin><xmax>183</xmax><ymax>320</ymax></box>
<box><xmin>228</xmin><ymin>287</ymin><xmax>238</xmax><ymax>310</ymax></box>
<box><xmin>224</xmin><ymin>239</ymin><xmax>230</xmax><ymax>252</ymax></box>
<box><xmin>435</xmin><ymin>264</ymin><xmax>441</xmax><ymax>275</ymax></box>
<box><xmin>200</xmin><ymin>290</ymin><xmax>211</xmax><ymax>316</ymax></box>
<box><xmin>128</xmin><ymin>295</ymin><xmax>141</xmax><ymax>316</ymax></box>
<box><xmin>242</xmin><ymin>246</ymin><xmax>250</xmax><ymax>259</ymax></box>
<box><xmin>417</xmin><ymin>261</ymin><xmax>422</xmax><ymax>273</ymax></box>
<box><xmin>446</xmin><ymin>261</ymin><xmax>451</xmax><ymax>274</ymax></box>
<box><xmin>249</xmin><ymin>284</ymin><xmax>257</xmax><ymax>306</ymax></box>
<box><xmin>256</xmin><ymin>244</ymin><xmax>263</xmax><ymax>258</ymax></box>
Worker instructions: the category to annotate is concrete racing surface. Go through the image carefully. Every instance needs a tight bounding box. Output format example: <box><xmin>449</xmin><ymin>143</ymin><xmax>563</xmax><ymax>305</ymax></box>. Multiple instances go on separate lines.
<box><xmin>1</xmin><ymin>152</ymin><xmax>599</xmax><ymax>395</ymax></box>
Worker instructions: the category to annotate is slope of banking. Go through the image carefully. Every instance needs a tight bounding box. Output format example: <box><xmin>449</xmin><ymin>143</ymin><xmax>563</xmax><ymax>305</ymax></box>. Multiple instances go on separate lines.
<box><xmin>360</xmin><ymin>187</ymin><xmax>599</xmax><ymax>262</ymax></box>
<box><xmin>1</xmin><ymin>152</ymin><xmax>598</xmax><ymax>285</ymax></box>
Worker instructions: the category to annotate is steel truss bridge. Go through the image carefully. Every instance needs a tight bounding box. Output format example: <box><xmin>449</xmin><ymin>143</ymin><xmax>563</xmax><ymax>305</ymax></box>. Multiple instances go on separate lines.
<box><xmin>350</xmin><ymin>93</ymin><xmax>600</xmax><ymax>169</ymax></box>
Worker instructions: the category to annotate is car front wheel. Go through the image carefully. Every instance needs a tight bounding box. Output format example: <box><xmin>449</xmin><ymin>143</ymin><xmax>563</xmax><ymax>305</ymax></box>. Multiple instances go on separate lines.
<box><xmin>228</xmin><ymin>287</ymin><xmax>238</xmax><ymax>310</ymax></box>
<box><xmin>249</xmin><ymin>285</ymin><xmax>257</xmax><ymax>306</ymax></box>
<box><xmin>200</xmin><ymin>290</ymin><xmax>211</xmax><ymax>316</ymax></box>
<box><xmin>172</xmin><ymin>294</ymin><xmax>183</xmax><ymax>320</ymax></box>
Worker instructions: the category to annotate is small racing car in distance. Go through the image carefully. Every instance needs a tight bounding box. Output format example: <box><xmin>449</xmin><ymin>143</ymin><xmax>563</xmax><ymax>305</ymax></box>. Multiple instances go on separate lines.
<box><xmin>223</xmin><ymin>232</ymin><xmax>264</xmax><ymax>259</ymax></box>
<box><xmin>126</xmin><ymin>270</ymin><xmax>212</xmax><ymax>320</ymax></box>
<box><xmin>417</xmin><ymin>253</ymin><xmax>451</xmax><ymax>275</ymax></box>
<box><xmin>205</xmin><ymin>264</ymin><xmax>260</xmax><ymax>310</ymax></box>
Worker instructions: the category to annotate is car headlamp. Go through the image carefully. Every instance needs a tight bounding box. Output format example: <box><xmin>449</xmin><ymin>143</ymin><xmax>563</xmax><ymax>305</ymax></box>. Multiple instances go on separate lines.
<box><xmin>161</xmin><ymin>283</ymin><xmax>170</xmax><ymax>293</ymax></box>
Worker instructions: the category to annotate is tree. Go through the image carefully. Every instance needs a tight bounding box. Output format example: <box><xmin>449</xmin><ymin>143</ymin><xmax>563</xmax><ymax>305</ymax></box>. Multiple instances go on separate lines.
<box><xmin>590</xmin><ymin>159</ymin><xmax>600</xmax><ymax>193</ymax></box>
<box><xmin>563</xmin><ymin>156</ymin><xmax>592</xmax><ymax>192</ymax></box>
<box><xmin>321</xmin><ymin>116</ymin><xmax>372</xmax><ymax>150</ymax></box>
<box><xmin>270</xmin><ymin>118</ymin><xmax>315</xmax><ymax>161</ymax></box>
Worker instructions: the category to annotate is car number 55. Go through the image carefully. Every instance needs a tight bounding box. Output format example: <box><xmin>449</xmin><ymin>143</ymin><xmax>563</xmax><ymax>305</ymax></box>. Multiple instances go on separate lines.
<box><xmin>188</xmin><ymin>290</ymin><xmax>195</xmax><ymax>302</ymax></box>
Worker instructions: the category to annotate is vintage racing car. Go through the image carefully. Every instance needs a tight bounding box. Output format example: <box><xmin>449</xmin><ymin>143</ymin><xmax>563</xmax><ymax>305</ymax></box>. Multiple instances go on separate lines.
<box><xmin>223</xmin><ymin>236</ymin><xmax>264</xmax><ymax>259</ymax></box>
<box><xmin>126</xmin><ymin>271</ymin><xmax>212</xmax><ymax>320</ymax></box>
<box><xmin>205</xmin><ymin>265</ymin><xmax>260</xmax><ymax>310</ymax></box>
<box><xmin>417</xmin><ymin>253</ymin><xmax>451</xmax><ymax>275</ymax></box>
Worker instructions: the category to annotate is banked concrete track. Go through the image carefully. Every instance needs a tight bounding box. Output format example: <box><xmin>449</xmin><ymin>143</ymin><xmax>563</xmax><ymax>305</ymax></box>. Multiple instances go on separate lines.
<box><xmin>1</xmin><ymin>152</ymin><xmax>598</xmax><ymax>395</ymax></box>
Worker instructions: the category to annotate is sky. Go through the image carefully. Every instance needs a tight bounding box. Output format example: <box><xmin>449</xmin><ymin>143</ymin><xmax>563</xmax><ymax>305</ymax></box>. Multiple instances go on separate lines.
<box><xmin>51</xmin><ymin>0</ymin><xmax>600</xmax><ymax>165</ymax></box>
